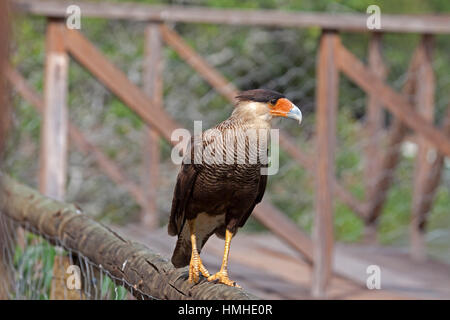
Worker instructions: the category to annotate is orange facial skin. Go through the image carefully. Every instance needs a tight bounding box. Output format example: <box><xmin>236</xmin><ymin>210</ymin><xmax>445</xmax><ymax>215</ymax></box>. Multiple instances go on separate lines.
<box><xmin>269</xmin><ymin>98</ymin><xmax>293</xmax><ymax>117</ymax></box>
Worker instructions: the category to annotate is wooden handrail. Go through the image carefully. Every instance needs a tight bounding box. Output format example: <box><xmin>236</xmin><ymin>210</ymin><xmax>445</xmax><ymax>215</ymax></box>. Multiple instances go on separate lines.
<box><xmin>11</xmin><ymin>0</ymin><xmax>450</xmax><ymax>34</ymax></box>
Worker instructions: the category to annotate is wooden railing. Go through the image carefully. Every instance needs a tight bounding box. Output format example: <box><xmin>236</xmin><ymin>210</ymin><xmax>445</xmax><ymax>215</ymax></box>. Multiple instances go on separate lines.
<box><xmin>10</xmin><ymin>0</ymin><xmax>450</xmax><ymax>298</ymax></box>
<box><xmin>12</xmin><ymin>0</ymin><xmax>450</xmax><ymax>33</ymax></box>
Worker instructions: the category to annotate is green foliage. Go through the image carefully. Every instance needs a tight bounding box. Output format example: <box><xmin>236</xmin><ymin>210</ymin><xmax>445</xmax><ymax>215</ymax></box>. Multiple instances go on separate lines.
<box><xmin>109</xmin><ymin>99</ymin><xmax>144</xmax><ymax>130</ymax></box>
<box><xmin>101</xmin><ymin>276</ymin><xmax>129</xmax><ymax>300</ymax></box>
<box><xmin>13</xmin><ymin>234</ymin><xmax>56</xmax><ymax>299</ymax></box>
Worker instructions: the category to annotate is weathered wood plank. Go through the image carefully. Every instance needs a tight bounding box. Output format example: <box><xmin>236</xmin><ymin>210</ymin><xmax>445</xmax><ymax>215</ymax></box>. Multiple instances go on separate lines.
<box><xmin>11</xmin><ymin>0</ymin><xmax>450</xmax><ymax>34</ymax></box>
<box><xmin>410</xmin><ymin>35</ymin><xmax>436</xmax><ymax>262</ymax></box>
<box><xmin>312</xmin><ymin>30</ymin><xmax>340</xmax><ymax>298</ymax></box>
<box><xmin>141</xmin><ymin>23</ymin><xmax>163</xmax><ymax>229</ymax></box>
<box><xmin>39</xmin><ymin>19</ymin><xmax>68</xmax><ymax>201</ymax></box>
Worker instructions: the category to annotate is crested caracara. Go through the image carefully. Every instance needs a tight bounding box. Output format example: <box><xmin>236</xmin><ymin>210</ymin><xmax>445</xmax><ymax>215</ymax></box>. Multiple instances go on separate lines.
<box><xmin>168</xmin><ymin>89</ymin><xmax>302</xmax><ymax>287</ymax></box>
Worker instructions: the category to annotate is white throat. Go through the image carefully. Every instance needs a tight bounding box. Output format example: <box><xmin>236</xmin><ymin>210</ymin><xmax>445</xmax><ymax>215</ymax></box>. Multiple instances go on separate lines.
<box><xmin>233</xmin><ymin>101</ymin><xmax>273</xmax><ymax>127</ymax></box>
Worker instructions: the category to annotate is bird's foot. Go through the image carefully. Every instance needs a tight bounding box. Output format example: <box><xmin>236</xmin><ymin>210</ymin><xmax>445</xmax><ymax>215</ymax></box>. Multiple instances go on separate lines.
<box><xmin>207</xmin><ymin>270</ymin><xmax>241</xmax><ymax>288</ymax></box>
<box><xmin>188</xmin><ymin>255</ymin><xmax>210</xmax><ymax>284</ymax></box>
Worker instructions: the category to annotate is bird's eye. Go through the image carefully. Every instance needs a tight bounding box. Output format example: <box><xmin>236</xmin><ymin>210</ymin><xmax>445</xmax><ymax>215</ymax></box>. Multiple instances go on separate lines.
<box><xmin>270</xmin><ymin>98</ymin><xmax>278</xmax><ymax>105</ymax></box>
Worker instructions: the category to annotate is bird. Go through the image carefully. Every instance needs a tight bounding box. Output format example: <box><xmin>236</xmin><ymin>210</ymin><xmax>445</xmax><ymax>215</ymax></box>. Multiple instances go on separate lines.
<box><xmin>168</xmin><ymin>89</ymin><xmax>302</xmax><ymax>287</ymax></box>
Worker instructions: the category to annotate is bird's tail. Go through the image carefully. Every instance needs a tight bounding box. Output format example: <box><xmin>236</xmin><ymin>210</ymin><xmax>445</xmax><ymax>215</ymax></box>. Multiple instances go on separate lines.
<box><xmin>171</xmin><ymin>235</ymin><xmax>191</xmax><ymax>268</ymax></box>
<box><xmin>170</xmin><ymin>215</ymin><xmax>217</xmax><ymax>268</ymax></box>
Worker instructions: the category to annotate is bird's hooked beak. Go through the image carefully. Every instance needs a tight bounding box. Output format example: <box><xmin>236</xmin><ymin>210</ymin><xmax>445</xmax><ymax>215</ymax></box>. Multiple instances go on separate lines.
<box><xmin>287</xmin><ymin>104</ymin><xmax>302</xmax><ymax>125</ymax></box>
<box><xmin>269</xmin><ymin>98</ymin><xmax>302</xmax><ymax>125</ymax></box>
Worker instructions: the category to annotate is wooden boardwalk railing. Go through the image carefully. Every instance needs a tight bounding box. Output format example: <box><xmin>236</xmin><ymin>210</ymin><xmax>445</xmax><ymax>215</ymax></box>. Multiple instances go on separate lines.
<box><xmin>9</xmin><ymin>0</ymin><xmax>450</xmax><ymax>298</ymax></box>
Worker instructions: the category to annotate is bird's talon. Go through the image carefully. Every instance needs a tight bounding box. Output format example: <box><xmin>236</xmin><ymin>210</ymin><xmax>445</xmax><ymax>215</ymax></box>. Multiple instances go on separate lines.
<box><xmin>188</xmin><ymin>269</ymin><xmax>198</xmax><ymax>284</ymax></box>
<box><xmin>188</xmin><ymin>256</ymin><xmax>209</xmax><ymax>283</ymax></box>
<box><xmin>199</xmin><ymin>264</ymin><xmax>210</xmax><ymax>278</ymax></box>
<box><xmin>207</xmin><ymin>271</ymin><xmax>240</xmax><ymax>288</ymax></box>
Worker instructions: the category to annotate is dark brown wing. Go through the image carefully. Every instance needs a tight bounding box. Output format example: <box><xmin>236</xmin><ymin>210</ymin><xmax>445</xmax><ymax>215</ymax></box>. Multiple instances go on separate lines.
<box><xmin>168</xmin><ymin>162</ymin><xmax>198</xmax><ymax>236</ymax></box>
<box><xmin>168</xmin><ymin>133</ymin><xmax>218</xmax><ymax>237</ymax></box>
<box><xmin>238</xmin><ymin>173</ymin><xmax>267</xmax><ymax>228</ymax></box>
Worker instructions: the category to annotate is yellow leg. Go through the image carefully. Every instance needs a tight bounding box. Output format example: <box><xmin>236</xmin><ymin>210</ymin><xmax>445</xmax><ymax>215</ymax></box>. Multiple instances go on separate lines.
<box><xmin>188</xmin><ymin>219</ymin><xmax>210</xmax><ymax>284</ymax></box>
<box><xmin>207</xmin><ymin>229</ymin><xmax>240</xmax><ymax>288</ymax></box>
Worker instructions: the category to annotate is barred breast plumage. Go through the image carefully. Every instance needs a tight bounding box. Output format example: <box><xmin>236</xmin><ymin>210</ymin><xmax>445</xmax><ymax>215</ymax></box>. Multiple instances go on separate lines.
<box><xmin>169</xmin><ymin>115</ymin><xmax>269</xmax><ymax>267</ymax></box>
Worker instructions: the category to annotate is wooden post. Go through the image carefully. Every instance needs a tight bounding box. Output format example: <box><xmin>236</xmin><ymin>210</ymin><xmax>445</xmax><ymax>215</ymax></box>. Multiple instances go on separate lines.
<box><xmin>410</xmin><ymin>35</ymin><xmax>435</xmax><ymax>262</ymax></box>
<box><xmin>39</xmin><ymin>18</ymin><xmax>68</xmax><ymax>201</ymax></box>
<box><xmin>312</xmin><ymin>30</ymin><xmax>339</xmax><ymax>298</ymax></box>
<box><xmin>363</xmin><ymin>33</ymin><xmax>387</xmax><ymax>242</ymax></box>
<box><xmin>40</xmin><ymin>20</ymin><xmax>70</xmax><ymax>299</ymax></box>
<box><xmin>141</xmin><ymin>23</ymin><xmax>163</xmax><ymax>229</ymax></box>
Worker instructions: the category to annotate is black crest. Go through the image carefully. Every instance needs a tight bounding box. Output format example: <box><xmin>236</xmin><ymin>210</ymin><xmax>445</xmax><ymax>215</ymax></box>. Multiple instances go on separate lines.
<box><xmin>236</xmin><ymin>89</ymin><xmax>285</xmax><ymax>104</ymax></box>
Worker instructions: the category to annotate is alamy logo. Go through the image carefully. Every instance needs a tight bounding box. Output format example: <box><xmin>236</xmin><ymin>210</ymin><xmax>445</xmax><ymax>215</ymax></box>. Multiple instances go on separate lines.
<box><xmin>66</xmin><ymin>5</ymin><xmax>81</xmax><ymax>30</ymax></box>
<box><xmin>366</xmin><ymin>265</ymin><xmax>381</xmax><ymax>290</ymax></box>
<box><xmin>366</xmin><ymin>5</ymin><xmax>381</xmax><ymax>30</ymax></box>
<box><xmin>66</xmin><ymin>265</ymin><xmax>81</xmax><ymax>290</ymax></box>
